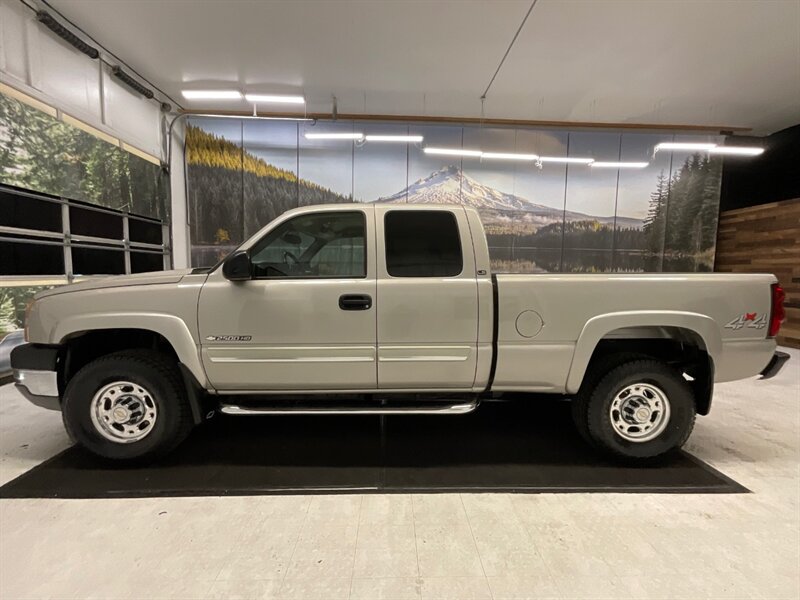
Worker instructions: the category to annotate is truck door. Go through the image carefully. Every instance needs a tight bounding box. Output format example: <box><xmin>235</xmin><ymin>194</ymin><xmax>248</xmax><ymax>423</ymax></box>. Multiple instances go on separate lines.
<box><xmin>197</xmin><ymin>206</ymin><xmax>377</xmax><ymax>391</ymax></box>
<box><xmin>375</xmin><ymin>206</ymin><xmax>479</xmax><ymax>389</ymax></box>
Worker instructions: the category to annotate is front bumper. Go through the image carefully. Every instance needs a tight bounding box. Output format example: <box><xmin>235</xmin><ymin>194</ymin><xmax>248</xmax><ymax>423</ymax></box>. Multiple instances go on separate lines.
<box><xmin>10</xmin><ymin>343</ymin><xmax>61</xmax><ymax>411</ymax></box>
<box><xmin>759</xmin><ymin>351</ymin><xmax>790</xmax><ymax>380</ymax></box>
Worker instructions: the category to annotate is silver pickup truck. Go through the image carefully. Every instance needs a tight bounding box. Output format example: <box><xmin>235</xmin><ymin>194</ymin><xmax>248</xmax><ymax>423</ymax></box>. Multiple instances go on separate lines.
<box><xmin>11</xmin><ymin>204</ymin><xmax>788</xmax><ymax>463</ymax></box>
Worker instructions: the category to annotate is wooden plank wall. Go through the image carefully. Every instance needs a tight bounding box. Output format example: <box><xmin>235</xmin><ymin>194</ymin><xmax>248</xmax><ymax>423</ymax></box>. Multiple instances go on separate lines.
<box><xmin>715</xmin><ymin>198</ymin><xmax>800</xmax><ymax>348</ymax></box>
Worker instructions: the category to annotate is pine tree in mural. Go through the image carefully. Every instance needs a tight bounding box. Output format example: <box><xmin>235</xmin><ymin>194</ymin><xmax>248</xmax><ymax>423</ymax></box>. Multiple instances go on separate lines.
<box><xmin>698</xmin><ymin>156</ymin><xmax>722</xmax><ymax>252</ymax></box>
<box><xmin>0</xmin><ymin>291</ymin><xmax>15</xmax><ymax>333</ymax></box>
<box><xmin>185</xmin><ymin>124</ymin><xmax>352</xmax><ymax>262</ymax></box>
<box><xmin>643</xmin><ymin>155</ymin><xmax>721</xmax><ymax>269</ymax></box>
<box><xmin>5</xmin><ymin>100</ymin><xmax>86</xmax><ymax>199</ymax></box>
<box><xmin>0</xmin><ymin>286</ymin><xmax>52</xmax><ymax>333</ymax></box>
<box><xmin>128</xmin><ymin>153</ymin><xmax>167</xmax><ymax>218</ymax></box>
<box><xmin>665</xmin><ymin>154</ymin><xmax>702</xmax><ymax>252</ymax></box>
<box><xmin>664</xmin><ymin>154</ymin><xmax>722</xmax><ymax>256</ymax></box>
<box><xmin>0</xmin><ymin>93</ymin><xmax>167</xmax><ymax>220</ymax></box>
<box><xmin>84</xmin><ymin>140</ymin><xmax>133</xmax><ymax>210</ymax></box>
<box><xmin>484</xmin><ymin>220</ymin><xmax>646</xmax><ymax>254</ymax></box>
<box><xmin>644</xmin><ymin>171</ymin><xmax>669</xmax><ymax>254</ymax></box>
<box><xmin>0</xmin><ymin>97</ymin><xmax>24</xmax><ymax>176</ymax></box>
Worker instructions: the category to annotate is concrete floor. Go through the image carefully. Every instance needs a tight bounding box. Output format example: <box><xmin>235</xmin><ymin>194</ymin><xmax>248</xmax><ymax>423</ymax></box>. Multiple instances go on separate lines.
<box><xmin>0</xmin><ymin>347</ymin><xmax>797</xmax><ymax>600</ymax></box>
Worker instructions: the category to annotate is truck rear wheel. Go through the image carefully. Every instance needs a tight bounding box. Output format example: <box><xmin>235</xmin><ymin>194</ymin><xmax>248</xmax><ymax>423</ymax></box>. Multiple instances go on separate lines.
<box><xmin>62</xmin><ymin>350</ymin><xmax>193</xmax><ymax>461</ymax></box>
<box><xmin>572</xmin><ymin>359</ymin><xmax>696</xmax><ymax>460</ymax></box>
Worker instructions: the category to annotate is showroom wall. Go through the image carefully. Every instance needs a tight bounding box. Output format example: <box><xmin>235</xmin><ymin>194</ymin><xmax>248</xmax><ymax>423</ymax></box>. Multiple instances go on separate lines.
<box><xmin>715</xmin><ymin>199</ymin><xmax>799</xmax><ymax>348</ymax></box>
<box><xmin>720</xmin><ymin>124</ymin><xmax>799</xmax><ymax>211</ymax></box>
<box><xmin>716</xmin><ymin>123</ymin><xmax>800</xmax><ymax>348</ymax></box>
<box><xmin>0</xmin><ymin>88</ymin><xmax>170</xmax><ymax>333</ymax></box>
<box><xmin>0</xmin><ymin>0</ymin><xmax>163</xmax><ymax>157</ymax></box>
<box><xmin>0</xmin><ymin>0</ymin><xmax>171</xmax><ymax>333</ymax></box>
<box><xmin>186</xmin><ymin>117</ymin><xmax>724</xmax><ymax>273</ymax></box>
<box><xmin>0</xmin><ymin>0</ymin><xmax>169</xmax><ymax>219</ymax></box>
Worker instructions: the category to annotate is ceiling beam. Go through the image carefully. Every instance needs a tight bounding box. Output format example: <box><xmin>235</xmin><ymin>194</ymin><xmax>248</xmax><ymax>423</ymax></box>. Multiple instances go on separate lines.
<box><xmin>178</xmin><ymin>109</ymin><xmax>751</xmax><ymax>134</ymax></box>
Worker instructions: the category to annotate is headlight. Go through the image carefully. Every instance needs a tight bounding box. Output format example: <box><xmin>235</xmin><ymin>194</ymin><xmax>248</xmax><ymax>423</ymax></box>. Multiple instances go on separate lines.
<box><xmin>23</xmin><ymin>299</ymin><xmax>35</xmax><ymax>343</ymax></box>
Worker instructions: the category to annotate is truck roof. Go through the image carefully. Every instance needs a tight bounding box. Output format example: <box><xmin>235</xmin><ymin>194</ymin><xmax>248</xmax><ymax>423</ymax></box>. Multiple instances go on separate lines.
<box><xmin>286</xmin><ymin>202</ymin><xmax>477</xmax><ymax>213</ymax></box>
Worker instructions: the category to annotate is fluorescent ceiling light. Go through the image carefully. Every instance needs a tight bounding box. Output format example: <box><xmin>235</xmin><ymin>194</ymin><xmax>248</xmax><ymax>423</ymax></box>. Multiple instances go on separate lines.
<box><xmin>424</xmin><ymin>147</ymin><xmax>482</xmax><ymax>157</ymax></box>
<box><xmin>182</xmin><ymin>90</ymin><xmax>242</xmax><ymax>100</ymax></box>
<box><xmin>244</xmin><ymin>93</ymin><xmax>305</xmax><ymax>104</ymax></box>
<box><xmin>655</xmin><ymin>142</ymin><xmax>717</xmax><ymax>152</ymax></box>
<box><xmin>304</xmin><ymin>132</ymin><xmax>364</xmax><ymax>140</ymax></box>
<box><xmin>190</xmin><ymin>113</ymin><xmax>313</xmax><ymax>122</ymax></box>
<box><xmin>591</xmin><ymin>161</ymin><xmax>649</xmax><ymax>168</ymax></box>
<box><xmin>538</xmin><ymin>156</ymin><xmax>594</xmax><ymax>164</ymax></box>
<box><xmin>709</xmin><ymin>146</ymin><xmax>764</xmax><ymax>156</ymax></box>
<box><xmin>481</xmin><ymin>152</ymin><xmax>539</xmax><ymax>161</ymax></box>
<box><xmin>655</xmin><ymin>142</ymin><xmax>764</xmax><ymax>157</ymax></box>
<box><xmin>252</xmin><ymin>116</ymin><xmax>314</xmax><ymax>122</ymax></box>
<box><xmin>365</xmin><ymin>134</ymin><xmax>424</xmax><ymax>143</ymax></box>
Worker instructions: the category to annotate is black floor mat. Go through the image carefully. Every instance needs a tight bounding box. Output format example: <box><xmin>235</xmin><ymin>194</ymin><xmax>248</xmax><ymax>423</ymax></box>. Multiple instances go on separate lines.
<box><xmin>0</xmin><ymin>401</ymin><xmax>746</xmax><ymax>498</ymax></box>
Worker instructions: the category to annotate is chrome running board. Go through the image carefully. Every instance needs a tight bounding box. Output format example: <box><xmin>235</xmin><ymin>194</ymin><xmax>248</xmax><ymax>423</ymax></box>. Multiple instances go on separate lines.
<box><xmin>219</xmin><ymin>398</ymin><xmax>479</xmax><ymax>416</ymax></box>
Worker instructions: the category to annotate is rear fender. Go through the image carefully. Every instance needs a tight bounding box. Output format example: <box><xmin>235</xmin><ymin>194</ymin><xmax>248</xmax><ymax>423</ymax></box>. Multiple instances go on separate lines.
<box><xmin>566</xmin><ymin>311</ymin><xmax>722</xmax><ymax>394</ymax></box>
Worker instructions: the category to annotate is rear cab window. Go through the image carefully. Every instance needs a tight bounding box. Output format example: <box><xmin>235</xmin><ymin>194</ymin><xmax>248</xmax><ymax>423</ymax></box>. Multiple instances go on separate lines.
<box><xmin>384</xmin><ymin>210</ymin><xmax>462</xmax><ymax>277</ymax></box>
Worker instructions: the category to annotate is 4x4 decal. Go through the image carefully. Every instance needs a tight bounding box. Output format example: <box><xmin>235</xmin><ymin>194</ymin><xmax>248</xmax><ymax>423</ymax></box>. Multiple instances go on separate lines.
<box><xmin>724</xmin><ymin>312</ymin><xmax>768</xmax><ymax>331</ymax></box>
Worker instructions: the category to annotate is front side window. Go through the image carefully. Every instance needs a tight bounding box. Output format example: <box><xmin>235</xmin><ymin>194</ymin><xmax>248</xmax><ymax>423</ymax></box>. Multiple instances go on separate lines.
<box><xmin>384</xmin><ymin>210</ymin><xmax>463</xmax><ymax>277</ymax></box>
<box><xmin>250</xmin><ymin>211</ymin><xmax>366</xmax><ymax>278</ymax></box>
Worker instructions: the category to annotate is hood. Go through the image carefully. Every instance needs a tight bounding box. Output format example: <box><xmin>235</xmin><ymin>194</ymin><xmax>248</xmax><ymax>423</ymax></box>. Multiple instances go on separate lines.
<box><xmin>36</xmin><ymin>269</ymin><xmax>195</xmax><ymax>299</ymax></box>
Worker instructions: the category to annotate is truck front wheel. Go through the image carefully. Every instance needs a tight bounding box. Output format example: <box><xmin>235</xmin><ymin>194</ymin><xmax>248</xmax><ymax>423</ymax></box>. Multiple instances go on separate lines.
<box><xmin>572</xmin><ymin>359</ymin><xmax>696</xmax><ymax>460</ymax></box>
<box><xmin>62</xmin><ymin>350</ymin><xmax>193</xmax><ymax>461</ymax></box>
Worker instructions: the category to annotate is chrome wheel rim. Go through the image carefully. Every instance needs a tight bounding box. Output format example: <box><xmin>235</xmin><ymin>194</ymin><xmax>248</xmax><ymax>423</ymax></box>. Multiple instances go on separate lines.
<box><xmin>609</xmin><ymin>382</ymin><xmax>670</xmax><ymax>443</ymax></box>
<box><xmin>90</xmin><ymin>381</ymin><xmax>158</xmax><ymax>443</ymax></box>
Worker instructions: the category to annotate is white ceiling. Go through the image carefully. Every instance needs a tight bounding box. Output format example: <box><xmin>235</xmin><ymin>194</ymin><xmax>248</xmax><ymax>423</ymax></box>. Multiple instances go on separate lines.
<box><xmin>50</xmin><ymin>0</ymin><xmax>800</xmax><ymax>134</ymax></box>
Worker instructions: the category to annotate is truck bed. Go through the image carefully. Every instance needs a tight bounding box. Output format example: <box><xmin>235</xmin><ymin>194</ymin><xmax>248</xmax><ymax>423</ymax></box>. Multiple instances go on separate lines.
<box><xmin>492</xmin><ymin>272</ymin><xmax>777</xmax><ymax>393</ymax></box>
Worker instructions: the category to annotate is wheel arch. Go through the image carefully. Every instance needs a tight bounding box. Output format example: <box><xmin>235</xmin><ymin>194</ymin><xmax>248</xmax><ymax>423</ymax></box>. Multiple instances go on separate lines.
<box><xmin>55</xmin><ymin>314</ymin><xmax>208</xmax><ymax>389</ymax></box>
<box><xmin>566</xmin><ymin>312</ymin><xmax>720</xmax><ymax>414</ymax></box>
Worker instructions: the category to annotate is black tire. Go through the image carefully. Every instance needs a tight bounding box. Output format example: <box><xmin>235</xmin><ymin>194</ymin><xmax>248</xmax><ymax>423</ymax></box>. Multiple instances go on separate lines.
<box><xmin>570</xmin><ymin>390</ymin><xmax>597</xmax><ymax>450</ymax></box>
<box><xmin>571</xmin><ymin>352</ymin><xmax>642</xmax><ymax>450</ymax></box>
<box><xmin>62</xmin><ymin>350</ymin><xmax>193</xmax><ymax>462</ymax></box>
<box><xmin>572</xmin><ymin>359</ymin><xmax>696</xmax><ymax>460</ymax></box>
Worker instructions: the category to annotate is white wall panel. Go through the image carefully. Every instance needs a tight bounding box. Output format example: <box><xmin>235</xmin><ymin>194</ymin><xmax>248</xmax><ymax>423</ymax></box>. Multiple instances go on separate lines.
<box><xmin>103</xmin><ymin>66</ymin><xmax>161</xmax><ymax>156</ymax></box>
<box><xmin>0</xmin><ymin>0</ymin><xmax>29</xmax><ymax>82</ymax></box>
<box><xmin>0</xmin><ymin>0</ymin><xmax>163</xmax><ymax>159</ymax></box>
<box><xmin>33</xmin><ymin>26</ymin><xmax>102</xmax><ymax>120</ymax></box>
<box><xmin>170</xmin><ymin>119</ymin><xmax>188</xmax><ymax>268</ymax></box>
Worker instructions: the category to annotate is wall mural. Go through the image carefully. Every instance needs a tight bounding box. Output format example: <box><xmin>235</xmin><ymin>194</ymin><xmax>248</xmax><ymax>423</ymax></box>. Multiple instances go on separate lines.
<box><xmin>0</xmin><ymin>92</ymin><xmax>168</xmax><ymax>221</ymax></box>
<box><xmin>186</xmin><ymin>117</ymin><xmax>722</xmax><ymax>272</ymax></box>
<box><xmin>0</xmin><ymin>285</ymin><xmax>52</xmax><ymax>334</ymax></box>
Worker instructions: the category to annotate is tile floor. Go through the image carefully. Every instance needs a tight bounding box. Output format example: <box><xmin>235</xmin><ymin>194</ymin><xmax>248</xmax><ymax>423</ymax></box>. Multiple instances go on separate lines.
<box><xmin>0</xmin><ymin>347</ymin><xmax>797</xmax><ymax>599</ymax></box>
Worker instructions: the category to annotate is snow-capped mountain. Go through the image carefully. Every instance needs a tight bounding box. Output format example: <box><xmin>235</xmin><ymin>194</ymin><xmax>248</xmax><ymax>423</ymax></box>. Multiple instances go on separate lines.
<box><xmin>381</xmin><ymin>165</ymin><xmax>536</xmax><ymax>212</ymax></box>
<box><xmin>377</xmin><ymin>165</ymin><xmax>644</xmax><ymax>230</ymax></box>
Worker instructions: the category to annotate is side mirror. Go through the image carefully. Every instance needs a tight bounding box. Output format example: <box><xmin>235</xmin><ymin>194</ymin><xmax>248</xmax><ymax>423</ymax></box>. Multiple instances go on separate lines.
<box><xmin>222</xmin><ymin>250</ymin><xmax>251</xmax><ymax>281</ymax></box>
